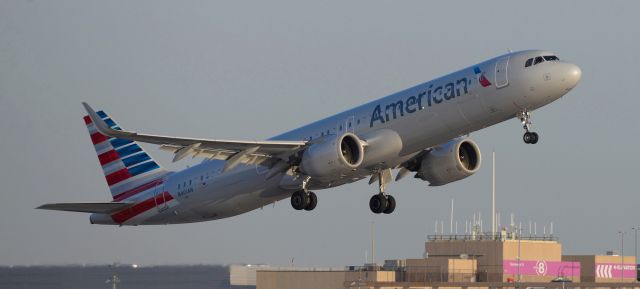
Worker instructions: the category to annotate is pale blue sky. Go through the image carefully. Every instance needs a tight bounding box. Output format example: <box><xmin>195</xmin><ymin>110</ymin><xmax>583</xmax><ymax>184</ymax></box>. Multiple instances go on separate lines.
<box><xmin>1</xmin><ymin>0</ymin><xmax>639</xmax><ymax>266</ymax></box>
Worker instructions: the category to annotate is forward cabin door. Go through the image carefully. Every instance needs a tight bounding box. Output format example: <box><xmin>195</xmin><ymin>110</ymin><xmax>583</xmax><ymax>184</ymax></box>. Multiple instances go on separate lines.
<box><xmin>495</xmin><ymin>56</ymin><xmax>509</xmax><ymax>88</ymax></box>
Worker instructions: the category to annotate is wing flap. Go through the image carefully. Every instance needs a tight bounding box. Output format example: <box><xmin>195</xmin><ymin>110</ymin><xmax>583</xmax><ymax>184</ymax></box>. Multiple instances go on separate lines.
<box><xmin>37</xmin><ymin>202</ymin><xmax>134</xmax><ymax>214</ymax></box>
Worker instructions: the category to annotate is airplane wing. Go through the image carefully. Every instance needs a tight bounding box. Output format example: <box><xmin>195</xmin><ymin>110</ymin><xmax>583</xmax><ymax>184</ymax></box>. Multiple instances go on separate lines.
<box><xmin>37</xmin><ymin>202</ymin><xmax>134</xmax><ymax>214</ymax></box>
<box><xmin>82</xmin><ymin>102</ymin><xmax>307</xmax><ymax>173</ymax></box>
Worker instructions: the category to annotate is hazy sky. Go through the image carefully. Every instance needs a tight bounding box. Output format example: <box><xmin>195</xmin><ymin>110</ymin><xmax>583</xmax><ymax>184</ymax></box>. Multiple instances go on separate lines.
<box><xmin>1</xmin><ymin>1</ymin><xmax>639</xmax><ymax>266</ymax></box>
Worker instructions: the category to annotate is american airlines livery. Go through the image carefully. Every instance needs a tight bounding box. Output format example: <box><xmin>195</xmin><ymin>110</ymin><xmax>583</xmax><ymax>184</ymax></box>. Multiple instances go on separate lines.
<box><xmin>38</xmin><ymin>50</ymin><xmax>581</xmax><ymax>225</ymax></box>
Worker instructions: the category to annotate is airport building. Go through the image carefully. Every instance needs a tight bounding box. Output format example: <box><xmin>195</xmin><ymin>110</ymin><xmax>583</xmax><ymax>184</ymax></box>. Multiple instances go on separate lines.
<box><xmin>240</xmin><ymin>230</ymin><xmax>638</xmax><ymax>289</ymax></box>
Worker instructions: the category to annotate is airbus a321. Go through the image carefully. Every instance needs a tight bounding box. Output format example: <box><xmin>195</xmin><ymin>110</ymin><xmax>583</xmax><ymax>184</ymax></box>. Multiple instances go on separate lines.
<box><xmin>38</xmin><ymin>50</ymin><xmax>581</xmax><ymax>225</ymax></box>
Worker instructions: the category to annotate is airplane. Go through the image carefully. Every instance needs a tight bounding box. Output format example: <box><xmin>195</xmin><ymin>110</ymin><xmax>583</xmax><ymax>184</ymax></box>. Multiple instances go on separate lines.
<box><xmin>37</xmin><ymin>50</ymin><xmax>581</xmax><ymax>225</ymax></box>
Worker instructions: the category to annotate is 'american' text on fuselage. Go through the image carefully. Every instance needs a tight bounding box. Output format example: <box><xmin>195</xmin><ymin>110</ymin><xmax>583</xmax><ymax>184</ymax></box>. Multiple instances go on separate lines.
<box><xmin>370</xmin><ymin>76</ymin><xmax>471</xmax><ymax>127</ymax></box>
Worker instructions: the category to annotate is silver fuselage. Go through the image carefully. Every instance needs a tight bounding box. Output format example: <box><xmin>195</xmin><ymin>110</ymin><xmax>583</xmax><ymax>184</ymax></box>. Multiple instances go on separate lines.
<box><xmin>90</xmin><ymin>50</ymin><xmax>581</xmax><ymax>225</ymax></box>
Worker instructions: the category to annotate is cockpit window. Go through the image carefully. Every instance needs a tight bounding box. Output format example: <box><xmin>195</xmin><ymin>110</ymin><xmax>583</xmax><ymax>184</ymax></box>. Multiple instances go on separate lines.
<box><xmin>543</xmin><ymin>55</ymin><xmax>559</xmax><ymax>61</ymax></box>
<box><xmin>534</xmin><ymin>56</ymin><xmax>544</xmax><ymax>65</ymax></box>
<box><xmin>525</xmin><ymin>58</ymin><xmax>533</xmax><ymax>67</ymax></box>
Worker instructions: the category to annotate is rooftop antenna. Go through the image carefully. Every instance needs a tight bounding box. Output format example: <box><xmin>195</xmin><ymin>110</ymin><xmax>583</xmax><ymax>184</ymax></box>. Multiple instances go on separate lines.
<box><xmin>371</xmin><ymin>221</ymin><xmax>375</xmax><ymax>264</ymax></box>
<box><xmin>535</xmin><ymin>222</ymin><xmax>537</xmax><ymax>235</ymax></box>
<box><xmin>550</xmin><ymin>222</ymin><xmax>554</xmax><ymax>235</ymax></box>
<box><xmin>450</xmin><ymin>199</ymin><xmax>454</xmax><ymax>234</ymax></box>
<box><xmin>435</xmin><ymin>220</ymin><xmax>438</xmax><ymax>234</ymax></box>
<box><xmin>492</xmin><ymin>150</ymin><xmax>496</xmax><ymax>240</ymax></box>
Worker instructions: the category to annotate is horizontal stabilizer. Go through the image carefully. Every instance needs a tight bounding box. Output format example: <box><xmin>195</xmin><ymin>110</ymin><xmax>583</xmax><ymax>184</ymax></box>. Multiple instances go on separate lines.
<box><xmin>37</xmin><ymin>202</ymin><xmax>134</xmax><ymax>214</ymax></box>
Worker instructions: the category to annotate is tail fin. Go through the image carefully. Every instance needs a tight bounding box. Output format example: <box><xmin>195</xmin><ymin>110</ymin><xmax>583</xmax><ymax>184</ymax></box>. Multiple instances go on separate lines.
<box><xmin>83</xmin><ymin>110</ymin><xmax>167</xmax><ymax>201</ymax></box>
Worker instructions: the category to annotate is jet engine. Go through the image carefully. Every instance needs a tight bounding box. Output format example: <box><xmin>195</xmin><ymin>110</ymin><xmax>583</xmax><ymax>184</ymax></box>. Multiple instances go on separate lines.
<box><xmin>416</xmin><ymin>138</ymin><xmax>481</xmax><ymax>186</ymax></box>
<box><xmin>299</xmin><ymin>132</ymin><xmax>364</xmax><ymax>178</ymax></box>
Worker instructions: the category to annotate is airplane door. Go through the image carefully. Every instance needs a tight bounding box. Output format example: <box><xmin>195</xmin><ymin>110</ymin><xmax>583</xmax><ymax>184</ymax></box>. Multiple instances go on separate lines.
<box><xmin>495</xmin><ymin>56</ymin><xmax>509</xmax><ymax>88</ymax></box>
<box><xmin>154</xmin><ymin>183</ymin><xmax>168</xmax><ymax>211</ymax></box>
<box><xmin>346</xmin><ymin>116</ymin><xmax>355</xmax><ymax>133</ymax></box>
<box><xmin>338</xmin><ymin>116</ymin><xmax>355</xmax><ymax>134</ymax></box>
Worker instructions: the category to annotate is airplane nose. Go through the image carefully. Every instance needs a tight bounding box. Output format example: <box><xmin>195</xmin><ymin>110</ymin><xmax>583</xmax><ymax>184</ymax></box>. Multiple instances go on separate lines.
<box><xmin>564</xmin><ymin>63</ymin><xmax>582</xmax><ymax>89</ymax></box>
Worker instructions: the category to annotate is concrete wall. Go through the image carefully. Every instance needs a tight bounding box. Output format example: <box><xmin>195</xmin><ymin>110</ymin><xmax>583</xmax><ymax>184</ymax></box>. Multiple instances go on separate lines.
<box><xmin>257</xmin><ymin>271</ymin><xmax>346</xmax><ymax>289</ymax></box>
<box><xmin>426</xmin><ymin>240</ymin><xmax>503</xmax><ymax>282</ymax></box>
<box><xmin>503</xmin><ymin>240</ymin><xmax>561</xmax><ymax>261</ymax></box>
<box><xmin>257</xmin><ymin>270</ymin><xmax>396</xmax><ymax>289</ymax></box>
<box><xmin>404</xmin><ymin>258</ymin><xmax>476</xmax><ymax>282</ymax></box>
<box><xmin>563</xmin><ymin>255</ymin><xmax>637</xmax><ymax>283</ymax></box>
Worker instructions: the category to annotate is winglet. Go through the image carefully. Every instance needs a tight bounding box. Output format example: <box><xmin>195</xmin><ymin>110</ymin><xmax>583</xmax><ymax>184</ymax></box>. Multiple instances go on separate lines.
<box><xmin>82</xmin><ymin>102</ymin><xmax>135</xmax><ymax>139</ymax></box>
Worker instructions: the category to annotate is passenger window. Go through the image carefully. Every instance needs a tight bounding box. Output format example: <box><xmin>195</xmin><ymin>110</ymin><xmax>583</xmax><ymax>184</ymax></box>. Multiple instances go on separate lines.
<box><xmin>534</xmin><ymin>56</ymin><xmax>544</xmax><ymax>65</ymax></box>
<box><xmin>525</xmin><ymin>58</ymin><xmax>533</xmax><ymax>67</ymax></box>
<box><xmin>543</xmin><ymin>55</ymin><xmax>559</xmax><ymax>61</ymax></box>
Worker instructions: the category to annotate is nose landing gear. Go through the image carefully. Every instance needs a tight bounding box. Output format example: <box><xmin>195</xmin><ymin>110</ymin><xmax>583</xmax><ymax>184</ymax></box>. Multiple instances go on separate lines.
<box><xmin>518</xmin><ymin>110</ymin><xmax>539</xmax><ymax>144</ymax></box>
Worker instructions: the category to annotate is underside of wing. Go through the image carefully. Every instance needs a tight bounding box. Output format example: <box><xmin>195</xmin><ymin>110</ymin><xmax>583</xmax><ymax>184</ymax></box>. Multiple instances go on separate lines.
<box><xmin>37</xmin><ymin>202</ymin><xmax>134</xmax><ymax>214</ymax></box>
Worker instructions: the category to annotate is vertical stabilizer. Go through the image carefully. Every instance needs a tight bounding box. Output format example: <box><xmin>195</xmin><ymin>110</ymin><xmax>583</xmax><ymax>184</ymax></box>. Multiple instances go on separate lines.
<box><xmin>83</xmin><ymin>110</ymin><xmax>167</xmax><ymax>201</ymax></box>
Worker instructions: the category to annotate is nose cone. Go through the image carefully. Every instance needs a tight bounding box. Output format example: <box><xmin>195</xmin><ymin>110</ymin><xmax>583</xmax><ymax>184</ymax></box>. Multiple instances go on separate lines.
<box><xmin>564</xmin><ymin>63</ymin><xmax>582</xmax><ymax>90</ymax></box>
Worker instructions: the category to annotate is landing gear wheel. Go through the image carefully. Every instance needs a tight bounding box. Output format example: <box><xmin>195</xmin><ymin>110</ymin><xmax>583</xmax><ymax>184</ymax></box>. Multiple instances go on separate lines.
<box><xmin>369</xmin><ymin>194</ymin><xmax>388</xmax><ymax>214</ymax></box>
<box><xmin>304</xmin><ymin>192</ymin><xmax>317</xmax><ymax>211</ymax></box>
<box><xmin>530</xmin><ymin>132</ymin><xmax>539</xmax><ymax>144</ymax></box>
<box><xmin>290</xmin><ymin>190</ymin><xmax>309</xmax><ymax>210</ymax></box>
<box><xmin>523</xmin><ymin>132</ymin><xmax>532</xmax><ymax>144</ymax></box>
<box><xmin>383</xmin><ymin>195</ymin><xmax>396</xmax><ymax>214</ymax></box>
<box><xmin>523</xmin><ymin>132</ymin><xmax>539</xmax><ymax>144</ymax></box>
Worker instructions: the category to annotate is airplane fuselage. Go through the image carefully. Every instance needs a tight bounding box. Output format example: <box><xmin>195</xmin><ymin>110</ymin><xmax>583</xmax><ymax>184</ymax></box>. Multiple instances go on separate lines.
<box><xmin>89</xmin><ymin>50</ymin><xmax>581</xmax><ymax>225</ymax></box>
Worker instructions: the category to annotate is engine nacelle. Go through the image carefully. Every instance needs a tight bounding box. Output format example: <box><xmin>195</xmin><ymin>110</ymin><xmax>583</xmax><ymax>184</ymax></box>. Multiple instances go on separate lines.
<box><xmin>416</xmin><ymin>138</ymin><xmax>481</xmax><ymax>186</ymax></box>
<box><xmin>299</xmin><ymin>132</ymin><xmax>364</xmax><ymax>178</ymax></box>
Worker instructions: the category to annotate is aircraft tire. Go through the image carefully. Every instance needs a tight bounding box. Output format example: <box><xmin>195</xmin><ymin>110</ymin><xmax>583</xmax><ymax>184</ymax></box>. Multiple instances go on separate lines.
<box><xmin>369</xmin><ymin>194</ymin><xmax>388</xmax><ymax>214</ymax></box>
<box><xmin>290</xmin><ymin>190</ymin><xmax>309</xmax><ymax>210</ymax></box>
<box><xmin>304</xmin><ymin>192</ymin><xmax>317</xmax><ymax>211</ymax></box>
<box><xmin>523</xmin><ymin>132</ymin><xmax>532</xmax><ymax>144</ymax></box>
<box><xmin>383</xmin><ymin>195</ymin><xmax>396</xmax><ymax>214</ymax></box>
<box><xmin>530</xmin><ymin>132</ymin><xmax>539</xmax><ymax>144</ymax></box>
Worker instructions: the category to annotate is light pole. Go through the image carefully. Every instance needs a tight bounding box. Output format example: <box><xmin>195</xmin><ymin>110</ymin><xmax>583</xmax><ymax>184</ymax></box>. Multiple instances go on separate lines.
<box><xmin>634</xmin><ymin>227</ymin><xmax>638</xmax><ymax>283</ymax></box>
<box><xmin>619</xmin><ymin>231</ymin><xmax>625</xmax><ymax>283</ymax></box>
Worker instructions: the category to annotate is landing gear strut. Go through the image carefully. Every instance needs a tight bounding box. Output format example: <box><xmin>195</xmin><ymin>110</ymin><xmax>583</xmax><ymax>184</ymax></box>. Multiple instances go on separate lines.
<box><xmin>369</xmin><ymin>171</ymin><xmax>396</xmax><ymax>214</ymax></box>
<box><xmin>518</xmin><ymin>110</ymin><xmax>539</xmax><ymax>144</ymax></box>
<box><xmin>290</xmin><ymin>176</ymin><xmax>317</xmax><ymax>211</ymax></box>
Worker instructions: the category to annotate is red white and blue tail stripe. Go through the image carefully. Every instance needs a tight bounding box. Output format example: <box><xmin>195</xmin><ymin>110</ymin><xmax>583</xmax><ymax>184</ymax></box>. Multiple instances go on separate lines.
<box><xmin>84</xmin><ymin>111</ymin><xmax>167</xmax><ymax>201</ymax></box>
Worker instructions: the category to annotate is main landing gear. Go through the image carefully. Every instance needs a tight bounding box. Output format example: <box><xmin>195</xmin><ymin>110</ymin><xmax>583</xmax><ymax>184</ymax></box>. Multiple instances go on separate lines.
<box><xmin>290</xmin><ymin>176</ymin><xmax>317</xmax><ymax>211</ymax></box>
<box><xmin>369</xmin><ymin>171</ymin><xmax>396</xmax><ymax>214</ymax></box>
<box><xmin>518</xmin><ymin>110</ymin><xmax>539</xmax><ymax>144</ymax></box>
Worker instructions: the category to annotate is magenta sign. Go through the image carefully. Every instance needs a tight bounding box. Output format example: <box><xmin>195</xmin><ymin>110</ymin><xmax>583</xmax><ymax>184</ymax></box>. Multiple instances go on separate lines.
<box><xmin>503</xmin><ymin>260</ymin><xmax>581</xmax><ymax>277</ymax></box>
<box><xmin>595</xmin><ymin>263</ymin><xmax>637</xmax><ymax>279</ymax></box>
